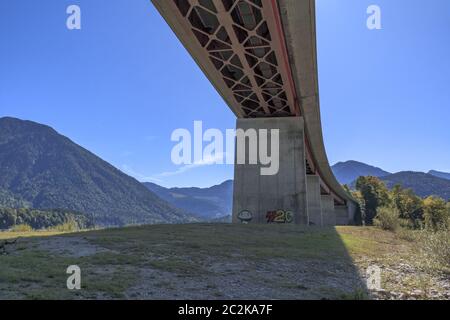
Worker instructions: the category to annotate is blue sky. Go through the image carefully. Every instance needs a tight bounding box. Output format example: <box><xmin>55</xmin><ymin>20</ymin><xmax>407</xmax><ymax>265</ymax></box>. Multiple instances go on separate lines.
<box><xmin>1</xmin><ymin>0</ymin><xmax>449</xmax><ymax>188</ymax></box>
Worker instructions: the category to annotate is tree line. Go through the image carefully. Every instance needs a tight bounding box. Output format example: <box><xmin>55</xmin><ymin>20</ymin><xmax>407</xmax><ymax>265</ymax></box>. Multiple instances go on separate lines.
<box><xmin>0</xmin><ymin>207</ymin><xmax>94</xmax><ymax>231</ymax></box>
<box><xmin>347</xmin><ymin>176</ymin><xmax>449</xmax><ymax>231</ymax></box>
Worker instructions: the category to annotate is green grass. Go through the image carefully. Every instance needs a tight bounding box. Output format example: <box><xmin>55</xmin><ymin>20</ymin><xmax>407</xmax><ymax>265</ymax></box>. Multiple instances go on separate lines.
<box><xmin>0</xmin><ymin>230</ymin><xmax>66</xmax><ymax>240</ymax></box>
<box><xmin>0</xmin><ymin>224</ymin><xmax>446</xmax><ymax>300</ymax></box>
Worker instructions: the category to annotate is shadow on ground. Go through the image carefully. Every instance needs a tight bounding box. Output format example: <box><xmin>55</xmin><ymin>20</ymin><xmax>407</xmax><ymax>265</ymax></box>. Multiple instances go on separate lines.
<box><xmin>0</xmin><ymin>224</ymin><xmax>369</xmax><ymax>299</ymax></box>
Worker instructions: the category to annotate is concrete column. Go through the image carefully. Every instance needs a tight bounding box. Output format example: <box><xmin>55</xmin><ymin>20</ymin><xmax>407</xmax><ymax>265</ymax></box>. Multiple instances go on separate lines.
<box><xmin>306</xmin><ymin>175</ymin><xmax>322</xmax><ymax>226</ymax></box>
<box><xmin>320</xmin><ymin>195</ymin><xmax>336</xmax><ymax>226</ymax></box>
<box><xmin>335</xmin><ymin>205</ymin><xmax>349</xmax><ymax>226</ymax></box>
<box><xmin>347</xmin><ymin>201</ymin><xmax>356</xmax><ymax>225</ymax></box>
<box><xmin>232</xmin><ymin>117</ymin><xmax>308</xmax><ymax>225</ymax></box>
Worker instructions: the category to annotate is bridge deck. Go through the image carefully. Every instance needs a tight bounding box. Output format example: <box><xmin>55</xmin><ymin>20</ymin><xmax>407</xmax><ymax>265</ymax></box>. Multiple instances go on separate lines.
<box><xmin>151</xmin><ymin>0</ymin><xmax>356</xmax><ymax>208</ymax></box>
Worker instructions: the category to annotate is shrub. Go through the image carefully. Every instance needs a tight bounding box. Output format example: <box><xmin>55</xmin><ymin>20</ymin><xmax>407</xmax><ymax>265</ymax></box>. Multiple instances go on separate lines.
<box><xmin>48</xmin><ymin>220</ymin><xmax>79</xmax><ymax>232</ymax></box>
<box><xmin>423</xmin><ymin>196</ymin><xmax>449</xmax><ymax>231</ymax></box>
<box><xmin>396</xmin><ymin>228</ymin><xmax>418</xmax><ymax>242</ymax></box>
<box><xmin>374</xmin><ymin>206</ymin><xmax>400</xmax><ymax>231</ymax></box>
<box><xmin>10</xmin><ymin>224</ymin><xmax>33</xmax><ymax>232</ymax></box>
<box><xmin>418</xmin><ymin>229</ymin><xmax>450</xmax><ymax>273</ymax></box>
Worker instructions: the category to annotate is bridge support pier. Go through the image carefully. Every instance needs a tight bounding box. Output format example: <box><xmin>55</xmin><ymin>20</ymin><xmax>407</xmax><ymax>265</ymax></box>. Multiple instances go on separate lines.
<box><xmin>347</xmin><ymin>201</ymin><xmax>357</xmax><ymax>225</ymax></box>
<box><xmin>335</xmin><ymin>205</ymin><xmax>350</xmax><ymax>225</ymax></box>
<box><xmin>335</xmin><ymin>203</ymin><xmax>357</xmax><ymax>225</ymax></box>
<box><xmin>320</xmin><ymin>195</ymin><xmax>336</xmax><ymax>226</ymax></box>
<box><xmin>306</xmin><ymin>175</ymin><xmax>323</xmax><ymax>227</ymax></box>
<box><xmin>232</xmin><ymin>117</ymin><xmax>308</xmax><ymax>225</ymax></box>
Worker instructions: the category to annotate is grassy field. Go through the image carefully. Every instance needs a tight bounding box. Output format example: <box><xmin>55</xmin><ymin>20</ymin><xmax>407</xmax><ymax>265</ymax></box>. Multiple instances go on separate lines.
<box><xmin>0</xmin><ymin>230</ymin><xmax>65</xmax><ymax>240</ymax></box>
<box><xmin>0</xmin><ymin>224</ymin><xmax>448</xmax><ymax>300</ymax></box>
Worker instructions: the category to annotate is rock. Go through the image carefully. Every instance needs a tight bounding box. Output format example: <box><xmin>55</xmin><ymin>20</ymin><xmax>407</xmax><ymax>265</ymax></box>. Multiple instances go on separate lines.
<box><xmin>411</xmin><ymin>289</ymin><xmax>423</xmax><ymax>297</ymax></box>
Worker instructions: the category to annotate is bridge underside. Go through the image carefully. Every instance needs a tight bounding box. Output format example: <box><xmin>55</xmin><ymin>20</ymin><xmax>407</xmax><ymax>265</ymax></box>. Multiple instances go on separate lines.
<box><xmin>152</xmin><ymin>0</ymin><xmax>357</xmax><ymax>225</ymax></box>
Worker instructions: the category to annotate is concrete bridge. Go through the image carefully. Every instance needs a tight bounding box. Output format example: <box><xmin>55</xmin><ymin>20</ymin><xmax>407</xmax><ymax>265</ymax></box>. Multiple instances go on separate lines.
<box><xmin>151</xmin><ymin>0</ymin><xmax>357</xmax><ymax>226</ymax></box>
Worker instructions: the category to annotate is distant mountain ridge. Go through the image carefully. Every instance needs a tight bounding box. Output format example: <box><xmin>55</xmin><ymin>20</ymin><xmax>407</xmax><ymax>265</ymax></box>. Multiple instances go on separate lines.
<box><xmin>428</xmin><ymin>170</ymin><xmax>450</xmax><ymax>181</ymax></box>
<box><xmin>145</xmin><ymin>161</ymin><xmax>450</xmax><ymax>218</ymax></box>
<box><xmin>0</xmin><ymin>117</ymin><xmax>196</xmax><ymax>226</ymax></box>
<box><xmin>331</xmin><ymin>160</ymin><xmax>390</xmax><ymax>185</ymax></box>
<box><xmin>381</xmin><ymin>171</ymin><xmax>450</xmax><ymax>200</ymax></box>
<box><xmin>144</xmin><ymin>180</ymin><xmax>233</xmax><ymax>220</ymax></box>
<box><xmin>331</xmin><ymin>161</ymin><xmax>450</xmax><ymax>200</ymax></box>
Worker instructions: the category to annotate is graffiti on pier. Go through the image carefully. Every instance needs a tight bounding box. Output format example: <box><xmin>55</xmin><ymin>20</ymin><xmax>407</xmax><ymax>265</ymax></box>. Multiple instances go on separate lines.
<box><xmin>266</xmin><ymin>210</ymin><xmax>293</xmax><ymax>224</ymax></box>
<box><xmin>237</xmin><ymin>210</ymin><xmax>253</xmax><ymax>224</ymax></box>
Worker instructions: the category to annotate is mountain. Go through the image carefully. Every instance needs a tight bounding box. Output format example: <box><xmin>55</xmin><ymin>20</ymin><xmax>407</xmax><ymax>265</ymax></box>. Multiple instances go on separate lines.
<box><xmin>0</xmin><ymin>117</ymin><xmax>196</xmax><ymax>226</ymax></box>
<box><xmin>380</xmin><ymin>172</ymin><xmax>450</xmax><ymax>200</ymax></box>
<box><xmin>332</xmin><ymin>161</ymin><xmax>450</xmax><ymax>200</ymax></box>
<box><xmin>428</xmin><ymin>170</ymin><xmax>450</xmax><ymax>181</ymax></box>
<box><xmin>331</xmin><ymin>160</ymin><xmax>391</xmax><ymax>185</ymax></box>
<box><xmin>144</xmin><ymin>180</ymin><xmax>233</xmax><ymax>220</ymax></box>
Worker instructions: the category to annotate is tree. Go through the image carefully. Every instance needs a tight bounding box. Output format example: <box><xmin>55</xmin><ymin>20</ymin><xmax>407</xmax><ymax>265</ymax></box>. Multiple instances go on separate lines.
<box><xmin>356</xmin><ymin>176</ymin><xmax>390</xmax><ymax>225</ymax></box>
<box><xmin>350</xmin><ymin>190</ymin><xmax>366</xmax><ymax>226</ymax></box>
<box><xmin>391</xmin><ymin>185</ymin><xmax>423</xmax><ymax>228</ymax></box>
<box><xmin>0</xmin><ymin>207</ymin><xmax>93</xmax><ymax>230</ymax></box>
<box><xmin>423</xmin><ymin>196</ymin><xmax>449</xmax><ymax>231</ymax></box>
